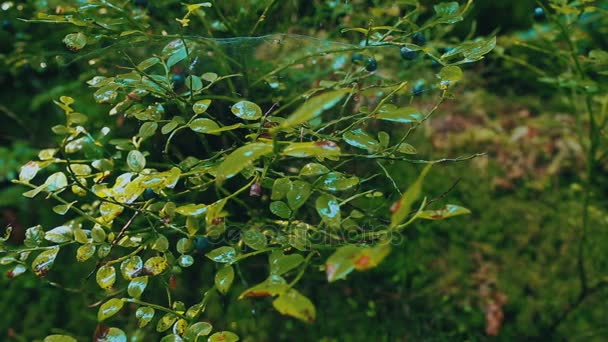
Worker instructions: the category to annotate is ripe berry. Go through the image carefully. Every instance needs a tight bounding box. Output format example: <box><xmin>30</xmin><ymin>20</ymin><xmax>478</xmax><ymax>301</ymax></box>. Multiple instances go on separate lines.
<box><xmin>412</xmin><ymin>82</ymin><xmax>425</xmax><ymax>96</ymax></box>
<box><xmin>412</xmin><ymin>32</ymin><xmax>426</xmax><ymax>46</ymax></box>
<box><xmin>194</xmin><ymin>236</ymin><xmax>211</xmax><ymax>253</ymax></box>
<box><xmin>400</xmin><ymin>46</ymin><xmax>419</xmax><ymax>60</ymax></box>
<box><xmin>365</xmin><ymin>57</ymin><xmax>377</xmax><ymax>72</ymax></box>
<box><xmin>171</xmin><ymin>73</ymin><xmax>186</xmax><ymax>89</ymax></box>
<box><xmin>1</xmin><ymin>20</ymin><xmax>14</xmax><ymax>33</ymax></box>
<box><xmin>533</xmin><ymin>7</ymin><xmax>545</xmax><ymax>21</ymax></box>
<box><xmin>351</xmin><ymin>53</ymin><xmax>364</xmax><ymax>63</ymax></box>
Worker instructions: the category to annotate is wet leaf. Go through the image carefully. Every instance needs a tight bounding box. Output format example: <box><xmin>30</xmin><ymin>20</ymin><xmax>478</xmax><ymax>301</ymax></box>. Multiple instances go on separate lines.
<box><xmin>417</xmin><ymin>204</ymin><xmax>471</xmax><ymax>220</ymax></box>
<box><xmin>208</xmin><ymin>331</ymin><xmax>239</xmax><ymax>342</ymax></box>
<box><xmin>437</xmin><ymin>65</ymin><xmax>463</xmax><ymax>86</ymax></box>
<box><xmin>299</xmin><ymin>163</ymin><xmax>330</xmax><ymax>176</ymax></box>
<box><xmin>183</xmin><ymin>322</ymin><xmax>213</xmax><ymax>341</ymax></box>
<box><xmin>343</xmin><ymin>129</ymin><xmax>381</xmax><ymax>152</ymax></box>
<box><xmin>97</xmin><ymin>327</ymin><xmax>127</xmax><ymax>342</ymax></box>
<box><xmin>128</xmin><ymin>276</ymin><xmax>148</xmax><ymax>298</ymax></box>
<box><xmin>287</xmin><ymin>181</ymin><xmax>311</xmax><ymax>210</ymax></box>
<box><xmin>317</xmin><ymin>172</ymin><xmax>359</xmax><ymax>192</ymax></box>
<box><xmin>45</xmin><ymin>172</ymin><xmax>68</xmax><ymax>192</ymax></box>
<box><xmin>157</xmin><ymin>313</ymin><xmax>177</xmax><ymax>332</ymax></box>
<box><xmin>282</xmin><ymin>141</ymin><xmax>341</xmax><ymax>160</ymax></box>
<box><xmin>269</xmin><ymin>251</ymin><xmax>304</xmax><ymax>276</ymax></box>
<box><xmin>190</xmin><ymin>118</ymin><xmax>219</xmax><ymax>133</ymax></box>
<box><xmin>192</xmin><ymin>99</ymin><xmax>211</xmax><ymax>114</ymax></box>
<box><xmin>138</xmin><ymin>122</ymin><xmax>158</xmax><ymax>139</ymax></box>
<box><xmin>271</xmin><ymin>178</ymin><xmax>292</xmax><ymax>200</ymax></box>
<box><xmin>24</xmin><ymin>225</ymin><xmax>45</xmax><ymax>247</ymax></box>
<box><xmin>186</xmin><ymin>75</ymin><xmax>203</xmax><ymax>91</ymax></box>
<box><xmin>127</xmin><ymin>150</ymin><xmax>146</xmax><ymax>172</ymax></box>
<box><xmin>152</xmin><ymin>235</ymin><xmax>169</xmax><ymax>252</ymax></box>
<box><xmin>215</xmin><ymin>142</ymin><xmax>273</xmax><ymax>183</ymax></box>
<box><xmin>215</xmin><ymin>265</ymin><xmax>235</xmax><ymax>294</ymax></box>
<box><xmin>19</xmin><ymin>161</ymin><xmax>40</xmax><ymax>182</ymax></box>
<box><xmin>205</xmin><ymin>246</ymin><xmax>237</xmax><ymax>264</ymax></box>
<box><xmin>97</xmin><ymin>298</ymin><xmax>124</xmax><ymax>321</ymax></box>
<box><xmin>178</xmin><ymin>254</ymin><xmax>194</xmax><ymax>267</ymax></box>
<box><xmin>144</xmin><ymin>256</ymin><xmax>169</xmax><ymax>275</ymax></box>
<box><xmin>231</xmin><ymin>100</ymin><xmax>262</xmax><ymax>120</ymax></box>
<box><xmin>239</xmin><ymin>275</ymin><xmax>288</xmax><ymax>298</ymax></box>
<box><xmin>272</xmin><ymin>289</ymin><xmax>316</xmax><ymax>323</ymax></box>
<box><xmin>325</xmin><ymin>242</ymin><xmax>391</xmax><ymax>282</ymax></box>
<box><xmin>136</xmin><ymin>306</ymin><xmax>155</xmax><ymax>327</ymax></box>
<box><xmin>375</xmin><ymin>104</ymin><xmax>422</xmax><ymax>123</ymax></box>
<box><xmin>279</xmin><ymin>89</ymin><xmax>349</xmax><ymax>130</ymax></box>
<box><xmin>53</xmin><ymin>201</ymin><xmax>77</xmax><ymax>215</ymax></box>
<box><xmin>315</xmin><ymin>194</ymin><xmax>341</xmax><ymax>229</ymax></box>
<box><xmin>160</xmin><ymin>334</ymin><xmax>183</xmax><ymax>342</ymax></box>
<box><xmin>120</xmin><ymin>256</ymin><xmax>143</xmax><ymax>280</ymax></box>
<box><xmin>96</xmin><ymin>265</ymin><xmax>117</xmax><ymax>289</ymax></box>
<box><xmin>163</xmin><ymin>40</ymin><xmax>188</xmax><ymax>68</ymax></box>
<box><xmin>138</xmin><ymin>57</ymin><xmax>160</xmax><ymax>70</ymax></box>
<box><xmin>76</xmin><ymin>244</ymin><xmax>96</xmax><ymax>262</ymax></box>
<box><xmin>241</xmin><ymin>229</ymin><xmax>267</xmax><ymax>250</ymax></box>
<box><xmin>390</xmin><ymin>164</ymin><xmax>432</xmax><ymax>228</ymax></box>
<box><xmin>45</xmin><ymin>225</ymin><xmax>73</xmax><ymax>243</ymax></box>
<box><xmin>63</xmin><ymin>32</ymin><xmax>87</xmax><ymax>51</ymax></box>
<box><xmin>270</xmin><ymin>201</ymin><xmax>292</xmax><ymax>219</ymax></box>
<box><xmin>175</xmin><ymin>203</ymin><xmax>207</xmax><ymax>217</ymax></box>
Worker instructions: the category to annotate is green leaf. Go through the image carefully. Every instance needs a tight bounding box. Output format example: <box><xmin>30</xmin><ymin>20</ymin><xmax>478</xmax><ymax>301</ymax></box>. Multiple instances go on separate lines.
<box><xmin>163</xmin><ymin>40</ymin><xmax>188</xmax><ymax>68</ymax></box>
<box><xmin>315</xmin><ymin>194</ymin><xmax>341</xmax><ymax>229</ymax></box>
<box><xmin>186</xmin><ymin>75</ymin><xmax>203</xmax><ymax>91</ymax></box>
<box><xmin>375</xmin><ymin>104</ymin><xmax>422</xmax><ymax>123</ymax></box>
<box><xmin>143</xmin><ymin>256</ymin><xmax>169</xmax><ymax>275</ymax></box>
<box><xmin>178</xmin><ymin>255</ymin><xmax>194</xmax><ymax>267</ymax></box>
<box><xmin>97</xmin><ymin>327</ymin><xmax>127</xmax><ymax>342</ymax></box>
<box><xmin>19</xmin><ymin>161</ymin><xmax>40</xmax><ymax>182</ymax></box>
<box><xmin>45</xmin><ymin>225</ymin><xmax>73</xmax><ymax>243</ymax></box>
<box><xmin>241</xmin><ymin>229</ymin><xmax>267</xmax><ymax>250</ymax></box>
<box><xmin>138</xmin><ymin>57</ymin><xmax>160</xmax><ymax>71</ymax></box>
<box><xmin>96</xmin><ymin>265</ymin><xmax>117</xmax><ymax>289</ymax></box>
<box><xmin>433</xmin><ymin>2</ymin><xmax>463</xmax><ymax>24</ymax></box>
<box><xmin>183</xmin><ymin>322</ymin><xmax>213</xmax><ymax>341</ymax></box>
<box><xmin>45</xmin><ymin>172</ymin><xmax>68</xmax><ymax>192</ymax></box>
<box><xmin>151</xmin><ymin>235</ymin><xmax>169</xmax><ymax>252</ymax></box>
<box><xmin>231</xmin><ymin>100</ymin><xmax>262</xmax><ymax>120</ymax></box>
<box><xmin>271</xmin><ymin>178</ymin><xmax>292</xmax><ymax>200</ymax></box>
<box><xmin>269</xmin><ymin>251</ymin><xmax>304</xmax><ymax>276</ymax></box>
<box><xmin>32</xmin><ymin>247</ymin><xmax>59</xmax><ymax>277</ymax></box>
<box><xmin>343</xmin><ymin>129</ymin><xmax>381</xmax><ymax>152</ymax></box>
<box><xmin>136</xmin><ymin>307</ymin><xmax>155</xmax><ymax>328</ymax></box>
<box><xmin>208</xmin><ymin>331</ymin><xmax>239</xmax><ymax>342</ymax></box>
<box><xmin>127</xmin><ymin>150</ymin><xmax>146</xmax><ymax>172</ymax></box>
<box><xmin>120</xmin><ymin>256</ymin><xmax>143</xmax><ymax>280</ymax></box>
<box><xmin>417</xmin><ymin>204</ymin><xmax>471</xmax><ymax>220</ymax></box>
<box><xmin>157</xmin><ymin>313</ymin><xmax>177</xmax><ymax>332</ymax></box>
<box><xmin>239</xmin><ymin>275</ymin><xmax>288</xmax><ymax>298</ymax></box>
<box><xmin>272</xmin><ymin>289</ymin><xmax>316</xmax><ymax>323</ymax></box>
<box><xmin>215</xmin><ymin>265</ymin><xmax>235</xmax><ymax>294</ymax></box>
<box><xmin>206</xmin><ymin>246</ymin><xmax>237</xmax><ymax>264</ymax></box>
<box><xmin>287</xmin><ymin>181</ymin><xmax>311</xmax><ymax>210</ymax></box>
<box><xmin>44</xmin><ymin>335</ymin><xmax>77</xmax><ymax>342</ymax></box>
<box><xmin>270</xmin><ymin>201</ymin><xmax>292</xmax><ymax>219</ymax></box>
<box><xmin>278</xmin><ymin>89</ymin><xmax>349</xmax><ymax>130</ymax></box>
<box><xmin>160</xmin><ymin>334</ymin><xmax>182</xmax><ymax>342</ymax></box>
<box><xmin>397</xmin><ymin>143</ymin><xmax>417</xmax><ymax>154</ymax></box>
<box><xmin>325</xmin><ymin>242</ymin><xmax>391</xmax><ymax>282</ymax></box>
<box><xmin>76</xmin><ymin>244</ymin><xmax>96</xmax><ymax>262</ymax></box>
<box><xmin>192</xmin><ymin>99</ymin><xmax>212</xmax><ymax>114</ymax></box>
<box><xmin>175</xmin><ymin>203</ymin><xmax>207</xmax><ymax>217</ymax></box>
<box><xmin>138</xmin><ymin>122</ymin><xmax>158</xmax><ymax>139</ymax></box>
<box><xmin>317</xmin><ymin>172</ymin><xmax>359</xmax><ymax>192</ymax></box>
<box><xmin>299</xmin><ymin>163</ymin><xmax>330</xmax><ymax>176</ymax></box>
<box><xmin>63</xmin><ymin>32</ymin><xmax>87</xmax><ymax>51</ymax></box>
<box><xmin>189</xmin><ymin>118</ymin><xmax>220</xmax><ymax>133</ymax></box>
<box><xmin>128</xmin><ymin>276</ymin><xmax>148</xmax><ymax>298</ymax></box>
<box><xmin>390</xmin><ymin>164</ymin><xmax>432</xmax><ymax>228</ymax></box>
<box><xmin>97</xmin><ymin>298</ymin><xmax>124</xmax><ymax>321</ymax></box>
<box><xmin>215</xmin><ymin>142</ymin><xmax>273</xmax><ymax>183</ymax></box>
<box><xmin>437</xmin><ymin>66</ymin><xmax>463</xmax><ymax>85</ymax></box>
<box><xmin>282</xmin><ymin>141</ymin><xmax>341</xmax><ymax>160</ymax></box>
<box><xmin>24</xmin><ymin>225</ymin><xmax>45</xmax><ymax>247</ymax></box>
<box><xmin>202</xmin><ymin>72</ymin><xmax>218</xmax><ymax>82</ymax></box>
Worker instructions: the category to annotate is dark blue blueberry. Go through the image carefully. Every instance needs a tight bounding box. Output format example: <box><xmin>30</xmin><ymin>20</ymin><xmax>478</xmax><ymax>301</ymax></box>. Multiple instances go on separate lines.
<box><xmin>351</xmin><ymin>53</ymin><xmax>364</xmax><ymax>63</ymax></box>
<box><xmin>1</xmin><ymin>20</ymin><xmax>14</xmax><ymax>33</ymax></box>
<box><xmin>412</xmin><ymin>32</ymin><xmax>426</xmax><ymax>46</ymax></box>
<box><xmin>400</xmin><ymin>46</ymin><xmax>419</xmax><ymax>60</ymax></box>
<box><xmin>194</xmin><ymin>236</ymin><xmax>211</xmax><ymax>253</ymax></box>
<box><xmin>143</xmin><ymin>188</ymin><xmax>157</xmax><ymax>200</ymax></box>
<box><xmin>365</xmin><ymin>57</ymin><xmax>377</xmax><ymax>72</ymax></box>
<box><xmin>171</xmin><ymin>73</ymin><xmax>186</xmax><ymax>89</ymax></box>
<box><xmin>412</xmin><ymin>82</ymin><xmax>425</xmax><ymax>96</ymax></box>
<box><xmin>533</xmin><ymin>7</ymin><xmax>545</xmax><ymax>21</ymax></box>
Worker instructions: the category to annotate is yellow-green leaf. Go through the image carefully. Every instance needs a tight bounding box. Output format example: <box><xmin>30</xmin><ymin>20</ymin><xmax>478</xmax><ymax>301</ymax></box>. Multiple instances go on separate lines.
<box><xmin>215</xmin><ymin>142</ymin><xmax>273</xmax><ymax>183</ymax></box>
<box><xmin>97</xmin><ymin>298</ymin><xmax>124</xmax><ymax>321</ymax></box>
<box><xmin>277</xmin><ymin>89</ymin><xmax>349</xmax><ymax>130</ymax></box>
<box><xmin>215</xmin><ymin>265</ymin><xmax>235</xmax><ymax>294</ymax></box>
<box><xmin>272</xmin><ymin>288</ymin><xmax>316</xmax><ymax>323</ymax></box>
<box><xmin>96</xmin><ymin>264</ymin><xmax>117</xmax><ymax>289</ymax></box>
<box><xmin>390</xmin><ymin>164</ymin><xmax>432</xmax><ymax>228</ymax></box>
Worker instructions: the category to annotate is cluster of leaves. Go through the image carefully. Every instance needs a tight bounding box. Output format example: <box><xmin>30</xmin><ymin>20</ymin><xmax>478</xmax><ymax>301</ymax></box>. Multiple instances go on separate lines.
<box><xmin>0</xmin><ymin>1</ymin><xmax>497</xmax><ymax>340</ymax></box>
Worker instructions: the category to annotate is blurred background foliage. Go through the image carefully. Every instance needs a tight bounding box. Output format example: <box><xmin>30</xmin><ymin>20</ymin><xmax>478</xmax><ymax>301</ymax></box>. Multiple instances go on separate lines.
<box><xmin>1</xmin><ymin>0</ymin><xmax>608</xmax><ymax>340</ymax></box>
